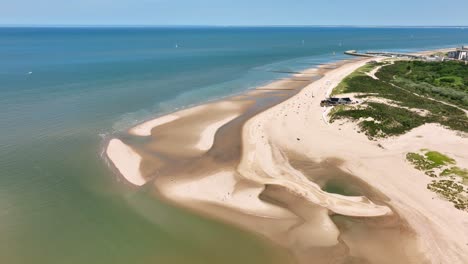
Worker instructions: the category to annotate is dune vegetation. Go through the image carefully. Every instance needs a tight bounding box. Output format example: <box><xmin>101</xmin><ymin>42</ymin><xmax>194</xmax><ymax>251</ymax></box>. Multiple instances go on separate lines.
<box><xmin>406</xmin><ymin>149</ymin><xmax>467</xmax><ymax>211</ymax></box>
<box><xmin>330</xmin><ymin>60</ymin><xmax>468</xmax><ymax>138</ymax></box>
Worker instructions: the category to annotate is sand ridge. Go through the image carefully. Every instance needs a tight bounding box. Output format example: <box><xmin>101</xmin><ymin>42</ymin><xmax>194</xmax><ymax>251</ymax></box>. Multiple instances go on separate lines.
<box><xmin>194</xmin><ymin>114</ymin><xmax>240</xmax><ymax>151</ymax></box>
<box><xmin>129</xmin><ymin>114</ymin><xmax>180</xmax><ymax>136</ymax></box>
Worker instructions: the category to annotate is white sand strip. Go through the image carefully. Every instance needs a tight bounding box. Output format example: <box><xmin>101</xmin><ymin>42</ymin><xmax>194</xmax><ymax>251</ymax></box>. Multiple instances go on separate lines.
<box><xmin>129</xmin><ymin>101</ymin><xmax>241</xmax><ymax>137</ymax></box>
<box><xmin>129</xmin><ymin>114</ymin><xmax>180</xmax><ymax>136</ymax></box>
<box><xmin>194</xmin><ymin>114</ymin><xmax>239</xmax><ymax>151</ymax></box>
<box><xmin>106</xmin><ymin>139</ymin><xmax>146</xmax><ymax>186</ymax></box>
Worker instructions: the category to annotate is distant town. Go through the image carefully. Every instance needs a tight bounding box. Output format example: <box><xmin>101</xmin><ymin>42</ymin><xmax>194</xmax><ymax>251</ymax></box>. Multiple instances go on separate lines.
<box><xmin>346</xmin><ymin>46</ymin><xmax>468</xmax><ymax>62</ymax></box>
<box><xmin>447</xmin><ymin>46</ymin><xmax>468</xmax><ymax>61</ymax></box>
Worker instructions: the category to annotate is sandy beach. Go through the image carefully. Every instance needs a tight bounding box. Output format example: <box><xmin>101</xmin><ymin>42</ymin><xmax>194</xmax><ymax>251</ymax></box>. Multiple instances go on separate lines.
<box><xmin>240</xmin><ymin>58</ymin><xmax>468</xmax><ymax>263</ymax></box>
<box><xmin>106</xmin><ymin>55</ymin><xmax>468</xmax><ymax>263</ymax></box>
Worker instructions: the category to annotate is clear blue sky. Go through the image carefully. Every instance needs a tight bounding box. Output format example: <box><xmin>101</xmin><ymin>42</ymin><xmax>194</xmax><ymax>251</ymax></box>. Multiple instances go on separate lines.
<box><xmin>1</xmin><ymin>0</ymin><xmax>468</xmax><ymax>26</ymax></box>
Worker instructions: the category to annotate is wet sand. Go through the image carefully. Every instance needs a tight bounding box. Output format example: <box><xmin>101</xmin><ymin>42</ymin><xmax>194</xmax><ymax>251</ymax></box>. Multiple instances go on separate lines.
<box><xmin>106</xmin><ymin>57</ymin><xmax>468</xmax><ymax>263</ymax></box>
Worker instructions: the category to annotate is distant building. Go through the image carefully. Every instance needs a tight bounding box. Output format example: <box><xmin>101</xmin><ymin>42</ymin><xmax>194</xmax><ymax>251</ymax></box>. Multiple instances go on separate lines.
<box><xmin>447</xmin><ymin>46</ymin><xmax>468</xmax><ymax>61</ymax></box>
<box><xmin>424</xmin><ymin>56</ymin><xmax>444</xmax><ymax>62</ymax></box>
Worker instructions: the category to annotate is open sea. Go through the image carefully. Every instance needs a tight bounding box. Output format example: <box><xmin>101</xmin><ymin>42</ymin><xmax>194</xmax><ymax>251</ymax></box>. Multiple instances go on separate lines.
<box><xmin>1</xmin><ymin>26</ymin><xmax>468</xmax><ymax>264</ymax></box>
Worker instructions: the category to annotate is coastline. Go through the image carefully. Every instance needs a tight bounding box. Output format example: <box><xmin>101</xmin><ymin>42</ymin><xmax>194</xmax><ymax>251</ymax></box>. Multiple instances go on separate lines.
<box><xmin>240</xmin><ymin>57</ymin><xmax>468</xmax><ymax>262</ymax></box>
<box><xmin>105</xmin><ymin>53</ymin><xmax>468</xmax><ymax>263</ymax></box>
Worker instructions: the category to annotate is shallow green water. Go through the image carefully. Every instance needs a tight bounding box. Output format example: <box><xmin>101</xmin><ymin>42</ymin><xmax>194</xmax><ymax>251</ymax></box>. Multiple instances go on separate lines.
<box><xmin>323</xmin><ymin>179</ymin><xmax>360</xmax><ymax>196</ymax></box>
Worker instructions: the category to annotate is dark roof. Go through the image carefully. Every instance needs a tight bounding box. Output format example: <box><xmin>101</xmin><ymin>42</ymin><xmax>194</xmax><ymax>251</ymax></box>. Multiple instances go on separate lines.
<box><xmin>328</xmin><ymin>97</ymin><xmax>351</xmax><ymax>102</ymax></box>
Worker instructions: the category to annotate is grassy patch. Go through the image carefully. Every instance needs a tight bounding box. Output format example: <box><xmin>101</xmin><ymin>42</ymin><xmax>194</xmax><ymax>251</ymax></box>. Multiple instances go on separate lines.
<box><xmin>406</xmin><ymin>152</ymin><xmax>433</xmax><ymax>171</ymax></box>
<box><xmin>425</xmin><ymin>151</ymin><xmax>456</xmax><ymax>167</ymax></box>
<box><xmin>435</xmin><ymin>76</ymin><xmax>464</xmax><ymax>87</ymax></box>
<box><xmin>328</xmin><ymin>105</ymin><xmax>348</xmax><ymax>116</ymax></box>
<box><xmin>406</xmin><ymin>150</ymin><xmax>455</xmax><ymax>170</ymax></box>
<box><xmin>331</xmin><ymin>102</ymin><xmax>425</xmax><ymax>137</ymax></box>
<box><xmin>331</xmin><ymin>63</ymin><xmax>379</xmax><ymax>96</ymax></box>
<box><xmin>428</xmin><ymin>180</ymin><xmax>467</xmax><ymax>210</ymax></box>
<box><xmin>377</xmin><ymin>60</ymin><xmax>468</xmax><ymax>109</ymax></box>
<box><xmin>406</xmin><ymin>149</ymin><xmax>468</xmax><ymax>212</ymax></box>
<box><xmin>441</xmin><ymin>167</ymin><xmax>468</xmax><ymax>183</ymax></box>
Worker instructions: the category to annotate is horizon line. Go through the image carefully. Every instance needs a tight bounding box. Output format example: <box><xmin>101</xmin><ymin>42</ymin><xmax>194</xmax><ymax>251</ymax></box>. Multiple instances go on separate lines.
<box><xmin>1</xmin><ymin>24</ymin><xmax>468</xmax><ymax>29</ymax></box>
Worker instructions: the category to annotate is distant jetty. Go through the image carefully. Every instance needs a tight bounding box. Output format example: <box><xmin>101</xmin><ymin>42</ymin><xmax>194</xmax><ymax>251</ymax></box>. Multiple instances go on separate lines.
<box><xmin>344</xmin><ymin>50</ymin><xmax>376</xmax><ymax>57</ymax></box>
<box><xmin>345</xmin><ymin>50</ymin><xmax>422</xmax><ymax>59</ymax></box>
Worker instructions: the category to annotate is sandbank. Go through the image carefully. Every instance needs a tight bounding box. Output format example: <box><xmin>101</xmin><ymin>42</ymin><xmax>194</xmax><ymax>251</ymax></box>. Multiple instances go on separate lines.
<box><xmin>106</xmin><ymin>139</ymin><xmax>146</xmax><ymax>186</ymax></box>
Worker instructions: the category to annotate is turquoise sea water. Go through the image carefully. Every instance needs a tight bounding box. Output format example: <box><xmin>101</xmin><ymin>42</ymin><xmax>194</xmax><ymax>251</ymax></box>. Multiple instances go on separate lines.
<box><xmin>1</xmin><ymin>27</ymin><xmax>468</xmax><ymax>264</ymax></box>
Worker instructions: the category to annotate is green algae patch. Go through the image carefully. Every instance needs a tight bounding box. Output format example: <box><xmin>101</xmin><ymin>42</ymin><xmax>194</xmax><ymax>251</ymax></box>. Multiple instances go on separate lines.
<box><xmin>406</xmin><ymin>150</ymin><xmax>455</xmax><ymax>171</ymax></box>
<box><xmin>441</xmin><ymin>167</ymin><xmax>468</xmax><ymax>183</ymax></box>
<box><xmin>425</xmin><ymin>151</ymin><xmax>455</xmax><ymax>167</ymax></box>
<box><xmin>406</xmin><ymin>149</ymin><xmax>468</xmax><ymax>212</ymax></box>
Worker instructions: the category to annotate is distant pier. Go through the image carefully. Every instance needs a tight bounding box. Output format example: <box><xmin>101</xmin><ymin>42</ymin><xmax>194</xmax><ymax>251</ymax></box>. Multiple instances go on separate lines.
<box><xmin>344</xmin><ymin>50</ymin><xmax>376</xmax><ymax>57</ymax></box>
<box><xmin>345</xmin><ymin>50</ymin><xmax>422</xmax><ymax>59</ymax></box>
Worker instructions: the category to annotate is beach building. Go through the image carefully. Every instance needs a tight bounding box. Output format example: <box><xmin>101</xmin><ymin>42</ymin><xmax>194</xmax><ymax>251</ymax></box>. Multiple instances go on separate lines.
<box><xmin>320</xmin><ymin>97</ymin><xmax>353</xmax><ymax>107</ymax></box>
<box><xmin>423</xmin><ymin>55</ymin><xmax>444</xmax><ymax>62</ymax></box>
<box><xmin>447</xmin><ymin>46</ymin><xmax>468</xmax><ymax>61</ymax></box>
